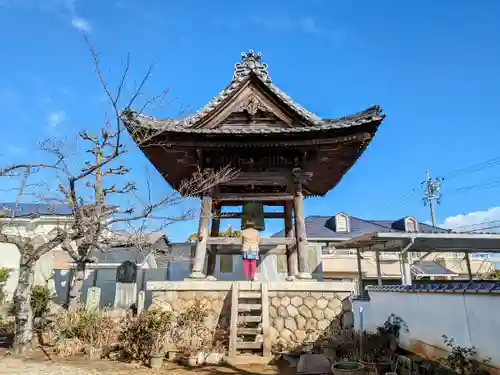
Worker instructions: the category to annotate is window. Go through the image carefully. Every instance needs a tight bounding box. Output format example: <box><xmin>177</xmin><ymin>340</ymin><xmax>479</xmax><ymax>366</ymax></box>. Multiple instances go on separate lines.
<box><xmin>219</xmin><ymin>255</ymin><xmax>233</xmax><ymax>273</ymax></box>
<box><xmin>405</xmin><ymin>217</ymin><xmax>419</xmax><ymax>232</ymax></box>
<box><xmin>335</xmin><ymin>213</ymin><xmax>350</xmax><ymax>232</ymax></box>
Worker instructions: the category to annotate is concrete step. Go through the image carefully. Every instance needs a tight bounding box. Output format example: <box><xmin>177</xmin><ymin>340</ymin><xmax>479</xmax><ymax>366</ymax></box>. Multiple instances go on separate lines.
<box><xmin>240</xmin><ymin>315</ymin><xmax>262</xmax><ymax>323</ymax></box>
<box><xmin>236</xmin><ymin>341</ymin><xmax>262</xmax><ymax>350</ymax></box>
<box><xmin>237</xmin><ymin>327</ymin><xmax>261</xmax><ymax>335</ymax></box>
<box><xmin>239</xmin><ymin>291</ymin><xmax>262</xmax><ymax>299</ymax></box>
<box><xmin>238</xmin><ymin>303</ymin><xmax>262</xmax><ymax>311</ymax></box>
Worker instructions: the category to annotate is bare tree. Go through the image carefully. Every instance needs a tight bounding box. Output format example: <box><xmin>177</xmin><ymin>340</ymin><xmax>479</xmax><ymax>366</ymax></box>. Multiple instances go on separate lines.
<box><xmin>0</xmin><ymin>167</ymin><xmax>76</xmax><ymax>354</ymax></box>
<box><xmin>0</xmin><ymin>39</ymin><xmax>238</xmax><ymax>353</ymax></box>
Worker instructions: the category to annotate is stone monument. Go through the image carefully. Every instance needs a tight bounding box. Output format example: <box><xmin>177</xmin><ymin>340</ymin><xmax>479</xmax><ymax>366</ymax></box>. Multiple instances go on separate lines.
<box><xmin>114</xmin><ymin>261</ymin><xmax>138</xmax><ymax>310</ymax></box>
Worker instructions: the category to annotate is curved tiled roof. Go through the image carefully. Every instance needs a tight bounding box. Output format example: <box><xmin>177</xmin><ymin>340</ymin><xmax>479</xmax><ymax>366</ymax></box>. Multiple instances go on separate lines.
<box><xmin>122</xmin><ymin>50</ymin><xmax>384</xmax><ymax>135</ymax></box>
<box><xmin>123</xmin><ymin>105</ymin><xmax>383</xmax><ymax>135</ymax></box>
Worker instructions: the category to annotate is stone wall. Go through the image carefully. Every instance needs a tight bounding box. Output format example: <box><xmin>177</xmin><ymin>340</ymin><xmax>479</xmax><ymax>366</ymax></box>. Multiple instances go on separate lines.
<box><xmin>147</xmin><ymin>281</ymin><xmax>354</xmax><ymax>351</ymax></box>
<box><xmin>151</xmin><ymin>289</ymin><xmax>231</xmax><ymax>333</ymax></box>
<box><xmin>268</xmin><ymin>289</ymin><xmax>352</xmax><ymax>348</ymax></box>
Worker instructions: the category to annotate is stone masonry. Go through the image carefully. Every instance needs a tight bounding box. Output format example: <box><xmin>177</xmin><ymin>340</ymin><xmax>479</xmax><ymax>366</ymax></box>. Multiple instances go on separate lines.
<box><xmin>147</xmin><ymin>281</ymin><xmax>354</xmax><ymax>351</ymax></box>
<box><xmin>151</xmin><ymin>289</ymin><xmax>231</xmax><ymax>334</ymax></box>
<box><xmin>268</xmin><ymin>290</ymin><xmax>352</xmax><ymax>348</ymax></box>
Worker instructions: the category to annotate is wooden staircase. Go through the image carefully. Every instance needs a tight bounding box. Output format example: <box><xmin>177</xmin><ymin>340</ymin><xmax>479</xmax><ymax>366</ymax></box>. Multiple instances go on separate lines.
<box><xmin>228</xmin><ymin>281</ymin><xmax>272</xmax><ymax>364</ymax></box>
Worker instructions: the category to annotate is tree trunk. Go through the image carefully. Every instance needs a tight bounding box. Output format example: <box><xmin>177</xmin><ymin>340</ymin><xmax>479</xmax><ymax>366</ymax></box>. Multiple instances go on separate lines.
<box><xmin>68</xmin><ymin>261</ymin><xmax>85</xmax><ymax>310</ymax></box>
<box><xmin>12</xmin><ymin>261</ymin><xmax>34</xmax><ymax>355</ymax></box>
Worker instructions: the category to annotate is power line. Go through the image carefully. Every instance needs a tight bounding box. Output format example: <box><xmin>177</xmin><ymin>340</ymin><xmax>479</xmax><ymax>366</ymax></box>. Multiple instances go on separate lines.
<box><xmin>443</xmin><ymin>177</ymin><xmax>500</xmax><ymax>196</ymax></box>
<box><xmin>439</xmin><ymin>156</ymin><xmax>500</xmax><ymax>181</ymax></box>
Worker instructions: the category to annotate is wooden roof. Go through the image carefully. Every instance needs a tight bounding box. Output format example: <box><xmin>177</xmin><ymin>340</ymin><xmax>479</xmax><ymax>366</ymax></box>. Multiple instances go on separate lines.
<box><xmin>123</xmin><ymin>50</ymin><xmax>386</xmax><ymax>196</ymax></box>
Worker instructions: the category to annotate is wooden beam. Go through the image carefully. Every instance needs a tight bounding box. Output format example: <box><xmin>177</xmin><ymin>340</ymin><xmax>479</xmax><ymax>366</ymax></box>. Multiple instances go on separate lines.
<box><xmin>218</xmin><ymin>201</ymin><xmax>285</xmax><ymax>206</ymax></box>
<box><xmin>213</xmin><ymin>212</ymin><xmax>285</xmax><ymax>219</ymax></box>
<box><xmin>163</xmin><ymin>132</ymin><xmax>374</xmax><ymax>148</ymax></box>
<box><xmin>214</xmin><ymin>247</ymin><xmax>286</xmax><ymax>255</ymax></box>
<box><xmin>208</xmin><ymin>236</ymin><xmax>295</xmax><ymax>246</ymax></box>
<box><xmin>221</xmin><ymin>172</ymin><xmax>289</xmax><ymax>186</ymax></box>
<box><xmin>214</xmin><ymin>193</ymin><xmax>294</xmax><ymax>201</ymax></box>
<box><xmin>229</xmin><ymin>282</ymin><xmax>239</xmax><ymax>358</ymax></box>
<box><xmin>284</xmin><ymin>201</ymin><xmax>297</xmax><ymax>278</ymax></box>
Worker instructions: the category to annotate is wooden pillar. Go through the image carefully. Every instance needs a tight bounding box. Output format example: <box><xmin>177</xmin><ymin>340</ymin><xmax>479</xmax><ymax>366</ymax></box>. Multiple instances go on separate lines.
<box><xmin>293</xmin><ymin>180</ymin><xmax>311</xmax><ymax>279</ymax></box>
<box><xmin>189</xmin><ymin>192</ymin><xmax>212</xmax><ymax>278</ymax></box>
<box><xmin>356</xmin><ymin>249</ymin><xmax>364</xmax><ymax>295</ymax></box>
<box><xmin>465</xmin><ymin>253</ymin><xmax>473</xmax><ymax>281</ymax></box>
<box><xmin>206</xmin><ymin>212</ymin><xmax>220</xmax><ymax>277</ymax></box>
<box><xmin>375</xmin><ymin>250</ymin><xmax>383</xmax><ymax>286</ymax></box>
<box><xmin>284</xmin><ymin>201</ymin><xmax>297</xmax><ymax>280</ymax></box>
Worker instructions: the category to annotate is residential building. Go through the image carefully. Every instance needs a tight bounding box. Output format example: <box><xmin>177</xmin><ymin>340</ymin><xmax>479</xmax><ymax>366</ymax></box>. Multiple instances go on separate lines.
<box><xmin>0</xmin><ymin>203</ymin><xmax>73</xmax><ymax>300</ymax></box>
<box><xmin>273</xmin><ymin>213</ymin><xmax>495</xmax><ymax>282</ymax></box>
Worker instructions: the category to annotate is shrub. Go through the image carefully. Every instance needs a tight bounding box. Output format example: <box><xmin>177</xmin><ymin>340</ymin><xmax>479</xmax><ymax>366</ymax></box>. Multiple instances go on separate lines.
<box><xmin>48</xmin><ymin>308</ymin><xmax>120</xmax><ymax>359</ymax></box>
<box><xmin>0</xmin><ymin>267</ymin><xmax>10</xmax><ymax>304</ymax></box>
<box><xmin>173</xmin><ymin>300</ymin><xmax>211</xmax><ymax>356</ymax></box>
<box><xmin>31</xmin><ymin>285</ymin><xmax>55</xmax><ymax>319</ymax></box>
<box><xmin>119</xmin><ymin>309</ymin><xmax>174</xmax><ymax>363</ymax></box>
<box><xmin>441</xmin><ymin>335</ymin><xmax>490</xmax><ymax>375</ymax></box>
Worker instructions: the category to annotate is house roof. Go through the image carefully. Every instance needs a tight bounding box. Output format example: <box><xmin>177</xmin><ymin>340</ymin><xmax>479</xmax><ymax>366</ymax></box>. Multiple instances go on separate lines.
<box><xmin>272</xmin><ymin>215</ymin><xmax>447</xmax><ymax>239</ymax></box>
<box><xmin>91</xmin><ymin>232</ymin><xmax>168</xmax><ymax>266</ymax></box>
<box><xmin>122</xmin><ymin>50</ymin><xmax>385</xmax><ymax>135</ymax></box>
<box><xmin>0</xmin><ymin>203</ymin><xmax>72</xmax><ymax>218</ymax></box>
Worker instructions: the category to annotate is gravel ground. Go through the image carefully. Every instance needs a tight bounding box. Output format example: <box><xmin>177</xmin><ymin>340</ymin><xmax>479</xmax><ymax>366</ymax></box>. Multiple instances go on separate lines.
<box><xmin>0</xmin><ymin>354</ymin><xmax>291</xmax><ymax>375</ymax></box>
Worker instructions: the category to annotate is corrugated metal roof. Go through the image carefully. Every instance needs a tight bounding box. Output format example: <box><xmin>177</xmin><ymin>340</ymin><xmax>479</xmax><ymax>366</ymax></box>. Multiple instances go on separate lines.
<box><xmin>411</xmin><ymin>261</ymin><xmax>457</xmax><ymax>276</ymax></box>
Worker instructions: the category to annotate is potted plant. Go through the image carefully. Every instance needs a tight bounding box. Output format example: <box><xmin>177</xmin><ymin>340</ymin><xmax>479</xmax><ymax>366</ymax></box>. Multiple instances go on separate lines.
<box><xmin>145</xmin><ymin>310</ymin><xmax>174</xmax><ymax>369</ymax></box>
<box><xmin>331</xmin><ymin>361</ymin><xmax>365</xmax><ymax>375</ymax></box>
<box><xmin>357</xmin><ymin>331</ymin><xmax>393</xmax><ymax>374</ymax></box>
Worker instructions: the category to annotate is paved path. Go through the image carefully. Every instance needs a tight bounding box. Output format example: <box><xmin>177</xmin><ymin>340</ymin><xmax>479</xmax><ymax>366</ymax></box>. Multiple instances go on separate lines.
<box><xmin>0</xmin><ymin>355</ymin><xmax>288</xmax><ymax>375</ymax></box>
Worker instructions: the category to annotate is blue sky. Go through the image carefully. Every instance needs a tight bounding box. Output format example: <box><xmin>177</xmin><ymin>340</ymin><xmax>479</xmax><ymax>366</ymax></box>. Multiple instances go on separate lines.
<box><xmin>0</xmin><ymin>0</ymin><xmax>499</xmax><ymax>241</ymax></box>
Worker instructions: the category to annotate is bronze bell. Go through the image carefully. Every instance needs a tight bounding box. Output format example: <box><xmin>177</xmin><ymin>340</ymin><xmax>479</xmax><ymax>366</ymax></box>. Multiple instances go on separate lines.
<box><xmin>242</xmin><ymin>202</ymin><xmax>265</xmax><ymax>231</ymax></box>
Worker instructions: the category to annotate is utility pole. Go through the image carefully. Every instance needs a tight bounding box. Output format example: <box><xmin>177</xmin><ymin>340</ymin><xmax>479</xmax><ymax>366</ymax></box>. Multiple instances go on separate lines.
<box><xmin>422</xmin><ymin>170</ymin><xmax>443</xmax><ymax>226</ymax></box>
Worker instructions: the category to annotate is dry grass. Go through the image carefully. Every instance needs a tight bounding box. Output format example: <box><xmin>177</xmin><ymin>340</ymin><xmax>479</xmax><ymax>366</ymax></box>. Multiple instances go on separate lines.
<box><xmin>48</xmin><ymin>308</ymin><xmax>120</xmax><ymax>359</ymax></box>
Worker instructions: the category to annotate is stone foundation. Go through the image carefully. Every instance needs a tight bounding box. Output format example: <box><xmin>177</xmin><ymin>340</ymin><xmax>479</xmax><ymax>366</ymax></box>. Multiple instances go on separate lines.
<box><xmin>151</xmin><ymin>289</ymin><xmax>231</xmax><ymax>331</ymax></box>
<box><xmin>147</xmin><ymin>281</ymin><xmax>354</xmax><ymax>350</ymax></box>
<box><xmin>268</xmin><ymin>289</ymin><xmax>352</xmax><ymax>348</ymax></box>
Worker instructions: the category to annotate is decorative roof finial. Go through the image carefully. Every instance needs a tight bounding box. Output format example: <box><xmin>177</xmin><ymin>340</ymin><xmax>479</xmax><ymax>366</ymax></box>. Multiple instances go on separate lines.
<box><xmin>233</xmin><ymin>49</ymin><xmax>270</xmax><ymax>82</ymax></box>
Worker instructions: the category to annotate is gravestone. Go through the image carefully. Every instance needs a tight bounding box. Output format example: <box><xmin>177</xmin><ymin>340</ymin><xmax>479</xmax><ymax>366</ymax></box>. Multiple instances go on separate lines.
<box><xmin>86</xmin><ymin>287</ymin><xmax>101</xmax><ymax>311</ymax></box>
<box><xmin>137</xmin><ymin>290</ymin><xmax>145</xmax><ymax>314</ymax></box>
<box><xmin>114</xmin><ymin>261</ymin><xmax>138</xmax><ymax>309</ymax></box>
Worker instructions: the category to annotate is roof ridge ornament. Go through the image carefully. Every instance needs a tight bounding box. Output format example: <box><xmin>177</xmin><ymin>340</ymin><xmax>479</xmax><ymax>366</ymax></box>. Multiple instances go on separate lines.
<box><xmin>233</xmin><ymin>50</ymin><xmax>271</xmax><ymax>82</ymax></box>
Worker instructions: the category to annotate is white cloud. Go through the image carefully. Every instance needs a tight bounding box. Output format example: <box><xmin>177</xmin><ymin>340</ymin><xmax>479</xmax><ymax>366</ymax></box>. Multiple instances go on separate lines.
<box><xmin>47</xmin><ymin>110</ymin><xmax>66</xmax><ymax>129</ymax></box>
<box><xmin>0</xmin><ymin>0</ymin><xmax>91</xmax><ymax>33</ymax></box>
<box><xmin>440</xmin><ymin>207</ymin><xmax>500</xmax><ymax>232</ymax></box>
<box><xmin>71</xmin><ymin>16</ymin><xmax>91</xmax><ymax>32</ymax></box>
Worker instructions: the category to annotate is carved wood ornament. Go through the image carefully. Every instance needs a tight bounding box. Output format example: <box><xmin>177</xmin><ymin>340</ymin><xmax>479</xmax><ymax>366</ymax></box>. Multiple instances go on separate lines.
<box><xmin>236</xmin><ymin>95</ymin><xmax>270</xmax><ymax>116</ymax></box>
